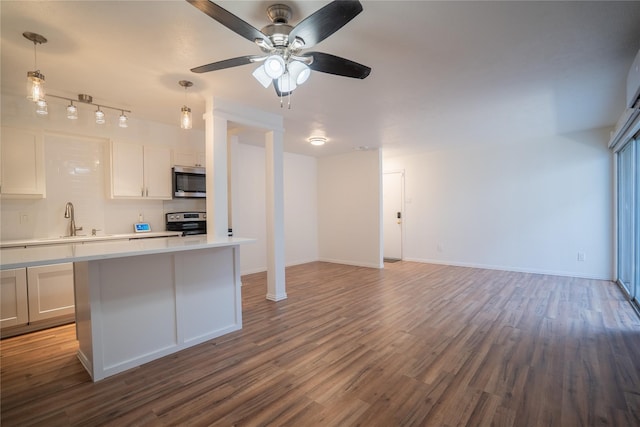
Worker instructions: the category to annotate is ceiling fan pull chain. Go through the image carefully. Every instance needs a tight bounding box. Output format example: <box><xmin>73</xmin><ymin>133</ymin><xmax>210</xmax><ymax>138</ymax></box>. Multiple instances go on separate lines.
<box><xmin>288</xmin><ymin>73</ymin><xmax>292</xmax><ymax>109</ymax></box>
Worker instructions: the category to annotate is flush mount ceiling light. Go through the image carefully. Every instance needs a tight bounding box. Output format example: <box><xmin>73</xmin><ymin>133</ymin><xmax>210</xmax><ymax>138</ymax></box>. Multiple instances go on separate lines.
<box><xmin>308</xmin><ymin>136</ymin><xmax>327</xmax><ymax>146</ymax></box>
<box><xmin>179</xmin><ymin>80</ymin><xmax>193</xmax><ymax>130</ymax></box>
<box><xmin>186</xmin><ymin>1</ymin><xmax>371</xmax><ymax>108</ymax></box>
<box><xmin>23</xmin><ymin>32</ymin><xmax>47</xmax><ymax>103</ymax></box>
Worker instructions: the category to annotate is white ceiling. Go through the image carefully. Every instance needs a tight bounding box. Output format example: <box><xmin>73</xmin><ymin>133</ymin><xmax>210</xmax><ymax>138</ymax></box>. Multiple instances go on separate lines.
<box><xmin>2</xmin><ymin>1</ymin><xmax>640</xmax><ymax>157</ymax></box>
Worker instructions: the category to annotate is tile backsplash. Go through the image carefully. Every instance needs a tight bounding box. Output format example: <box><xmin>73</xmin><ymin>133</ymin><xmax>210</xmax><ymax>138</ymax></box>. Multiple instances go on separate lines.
<box><xmin>1</xmin><ymin>132</ymin><xmax>204</xmax><ymax>241</ymax></box>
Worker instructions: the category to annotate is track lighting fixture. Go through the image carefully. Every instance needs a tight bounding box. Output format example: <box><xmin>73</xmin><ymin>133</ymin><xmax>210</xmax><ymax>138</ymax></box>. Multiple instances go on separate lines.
<box><xmin>45</xmin><ymin>94</ymin><xmax>132</xmax><ymax>126</ymax></box>
<box><xmin>22</xmin><ymin>31</ymin><xmax>132</xmax><ymax>127</ymax></box>
<box><xmin>179</xmin><ymin>80</ymin><xmax>193</xmax><ymax>130</ymax></box>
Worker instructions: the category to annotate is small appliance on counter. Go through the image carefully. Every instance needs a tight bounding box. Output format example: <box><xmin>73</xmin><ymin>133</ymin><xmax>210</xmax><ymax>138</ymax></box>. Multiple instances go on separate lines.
<box><xmin>166</xmin><ymin>212</ymin><xmax>206</xmax><ymax>236</ymax></box>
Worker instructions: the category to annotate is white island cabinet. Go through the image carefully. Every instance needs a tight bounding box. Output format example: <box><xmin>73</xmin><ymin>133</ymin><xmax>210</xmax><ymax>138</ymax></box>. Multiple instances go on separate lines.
<box><xmin>1</xmin><ymin>235</ymin><xmax>254</xmax><ymax>381</ymax></box>
<box><xmin>0</xmin><ymin>268</ymin><xmax>28</xmax><ymax>328</ymax></box>
<box><xmin>1</xmin><ymin>263</ymin><xmax>74</xmax><ymax>335</ymax></box>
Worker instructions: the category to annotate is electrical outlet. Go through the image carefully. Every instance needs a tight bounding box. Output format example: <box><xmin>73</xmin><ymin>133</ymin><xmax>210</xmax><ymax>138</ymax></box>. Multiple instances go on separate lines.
<box><xmin>577</xmin><ymin>252</ymin><xmax>586</xmax><ymax>262</ymax></box>
<box><xmin>19</xmin><ymin>213</ymin><xmax>29</xmax><ymax>224</ymax></box>
<box><xmin>437</xmin><ymin>244</ymin><xmax>443</xmax><ymax>253</ymax></box>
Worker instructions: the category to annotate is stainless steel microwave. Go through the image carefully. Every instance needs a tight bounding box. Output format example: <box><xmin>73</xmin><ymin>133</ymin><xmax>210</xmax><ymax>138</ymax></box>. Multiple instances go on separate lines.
<box><xmin>172</xmin><ymin>166</ymin><xmax>205</xmax><ymax>198</ymax></box>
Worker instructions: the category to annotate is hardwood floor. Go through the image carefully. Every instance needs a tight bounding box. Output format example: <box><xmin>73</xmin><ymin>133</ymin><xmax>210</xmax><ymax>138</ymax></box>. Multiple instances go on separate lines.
<box><xmin>1</xmin><ymin>261</ymin><xmax>639</xmax><ymax>426</ymax></box>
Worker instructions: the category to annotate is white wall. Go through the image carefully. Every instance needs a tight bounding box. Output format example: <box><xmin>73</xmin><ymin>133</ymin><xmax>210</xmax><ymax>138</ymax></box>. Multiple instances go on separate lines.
<box><xmin>231</xmin><ymin>142</ymin><xmax>318</xmax><ymax>275</ymax></box>
<box><xmin>318</xmin><ymin>150</ymin><xmax>382</xmax><ymax>268</ymax></box>
<box><xmin>383</xmin><ymin>129</ymin><xmax>613</xmax><ymax>280</ymax></box>
<box><xmin>1</xmin><ymin>93</ymin><xmax>205</xmax><ymax>240</ymax></box>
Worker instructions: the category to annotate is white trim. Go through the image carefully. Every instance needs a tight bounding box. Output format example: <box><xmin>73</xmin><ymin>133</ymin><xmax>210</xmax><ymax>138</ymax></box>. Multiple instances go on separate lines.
<box><xmin>403</xmin><ymin>257</ymin><xmax>614</xmax><ymax>281</ymax></box>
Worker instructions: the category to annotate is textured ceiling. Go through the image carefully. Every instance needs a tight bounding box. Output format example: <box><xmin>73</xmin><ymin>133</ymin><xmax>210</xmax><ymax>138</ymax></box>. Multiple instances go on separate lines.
<box><xmin>2</xmin><ymin>1</ymin><xmax>640</xmax><ymax>157</ymax></box>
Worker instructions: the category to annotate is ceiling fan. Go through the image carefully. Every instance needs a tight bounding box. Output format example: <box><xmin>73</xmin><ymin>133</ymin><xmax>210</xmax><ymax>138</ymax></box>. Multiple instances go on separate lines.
<box><xmin>186</xmin><ymin>0</ymin><xmax>371</xmax><ymax>98</ymax></box>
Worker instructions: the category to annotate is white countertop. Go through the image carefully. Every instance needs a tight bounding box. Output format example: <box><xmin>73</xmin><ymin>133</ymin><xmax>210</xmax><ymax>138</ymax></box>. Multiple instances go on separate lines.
<box><xmin>0</xmin><ymin>231</ymin><xmax>184</xmax><ymax>249</ymax></box>
<box><xmin>0</xmin><ymin>235</ymin><xmax>256</xmax><ymax>270</ymax></box>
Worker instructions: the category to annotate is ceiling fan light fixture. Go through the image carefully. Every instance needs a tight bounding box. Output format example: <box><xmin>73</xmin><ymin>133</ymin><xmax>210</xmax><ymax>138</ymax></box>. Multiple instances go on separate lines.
<box><xmin>264</xmin><ymin>55</ymin><xmax>285</xmax><ymax>79</ymax></box>
<box><xmin>288</xmin><ymin>60</ymin><xmax>310</xmax><ymax>85</ymax></box>
<box><xmin>277</xmin><ymin>72</ymin><xmax>297</xmax><ymax>93</ymax></box>
<box><xmin>252</xmin><ymin>65</ymin><xmax>272</xmax><ymax>88</ymax></box>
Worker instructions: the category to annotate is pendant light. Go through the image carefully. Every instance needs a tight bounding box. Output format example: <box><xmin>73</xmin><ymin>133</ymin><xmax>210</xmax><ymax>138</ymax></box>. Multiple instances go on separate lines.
<box><xmin>95</xmin><ymin>107</ymin><xmax>105</xmax><ymax>124</ymax></box>
<box><xmin>118</xmin><ymin>111</ymin><xmax>128</xmax><ymax>128</ymax></box>
<box><xmin>35</xmin><ymin>99</ymin><xmax>48</xmax><ymax>116</ymax></box>
<box><xmin>23</xmin><ymin>32</ymin><xmax>47</xmax><ymax>103</ymax></box>
<box><xmin>66</xmin><ymin>101</ymin><xmax>78</xmax><ymax>119</ymax></box>
<box><xmin>179</xmin><ymin>80</ymin><xmax>193</xmax><ymax>130</ymax></box>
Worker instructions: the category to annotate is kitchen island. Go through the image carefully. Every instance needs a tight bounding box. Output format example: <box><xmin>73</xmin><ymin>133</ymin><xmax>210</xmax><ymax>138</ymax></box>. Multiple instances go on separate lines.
<box><xmin>0</xmin><ymin>235</ymin><xmax>254</xmax><ymax>381</ymax></box>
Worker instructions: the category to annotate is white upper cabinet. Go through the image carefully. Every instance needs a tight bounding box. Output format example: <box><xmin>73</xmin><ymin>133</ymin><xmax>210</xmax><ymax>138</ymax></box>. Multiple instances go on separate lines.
<box><xmin>109</xmin><ymin>141</ymin><xmax>172</xmax><ymax>200</ymax></box>
<box><xmin>174</xmin><ymin>150</ymin><xmax>205</xmax><ymax>168</ymax></box>
<box><xmin>0</xmin><ymin>127</ymin><xmax>46</xmax><ymax>198</ymax></box>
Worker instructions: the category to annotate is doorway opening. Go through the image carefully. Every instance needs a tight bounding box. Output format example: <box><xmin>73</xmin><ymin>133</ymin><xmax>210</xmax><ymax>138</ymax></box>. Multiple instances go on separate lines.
<box><xmin>383</xmin><ymin>171</ymin><xmax>404</xmax><ymax>263</ymax></box>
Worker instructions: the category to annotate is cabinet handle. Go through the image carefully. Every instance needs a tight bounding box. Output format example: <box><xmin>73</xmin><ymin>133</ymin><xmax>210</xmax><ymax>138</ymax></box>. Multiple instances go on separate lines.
<box><xmin>146</xmin><ymin>188</ymin><xmax>149</xmax><ymax>197</ymax></box>
<box><xmin>141</xmin><ymin>187</ymin><xmax>144</xmax><ymax>197</ymax></box>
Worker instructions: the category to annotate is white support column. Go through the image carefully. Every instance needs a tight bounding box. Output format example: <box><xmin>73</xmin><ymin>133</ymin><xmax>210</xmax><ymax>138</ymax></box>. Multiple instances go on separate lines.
<box><xmin>204</xmin><ymin>97</ymin><xmax>229</xmax><ymax>238</ymax></box>
<box><xmin>265</xmin><ymin>130</ymin><xmax>287</xmax><ymax>301</ymax></box>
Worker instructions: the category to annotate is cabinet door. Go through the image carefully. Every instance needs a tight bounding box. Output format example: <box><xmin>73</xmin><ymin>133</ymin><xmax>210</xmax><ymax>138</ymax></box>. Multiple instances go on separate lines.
<box><xmin>27</xmin><ymin>263</ymin><xmax>75</xmax><ymax>322</ymax></box>
<box><xmin>144</xmin><ymin>145</ymin><xmax>172</xmax><ymax>199</ymax></box>
<box><xmin>0</xmin><ymin>127</ymin><xmax>46</xmax><ymax>197</ymax></box>
<box><xmin>1</xmin><ymin>268</ymin><xmax>29</xmax><ymax>328</ymax></box>
<box><xmin>174</xmin><ymin>151</ymin><xmax>205</xmax><ymax>168</ymax></box>
<box><xmin>174</xmin><ymin>151</ymin><xmax>197</xmax><ymax>167</ymax></box>
<box><xmin>111</xmin><ymin>141</ymin><xmax>144</xmax><ymax>198</ymax></box>
<box><xmin>195</xmin><ymin>151</ymin><xmax>206</xmax><ymax>168</ymax></box>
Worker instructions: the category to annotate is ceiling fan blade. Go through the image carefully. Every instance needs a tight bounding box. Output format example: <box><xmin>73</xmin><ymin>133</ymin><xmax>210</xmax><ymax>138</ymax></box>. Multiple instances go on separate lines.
<box><xmin>289</xmin><ymin>0</ymin><xmax>363</xmax><ymax>48</ymax></box>
<box><xmin>304</xmin><ymin>52</ymin><xmax>371</xmax><ymax>79</ymax></box>
<box><xmin>191</xmin><ymin>55</ymin><xmax>263</xmax><ymax>73</ymax></box>
<box><xmin>186</xmin><ymin>0</ymin><xmax>271</xmax><ymax>47</ymax></box>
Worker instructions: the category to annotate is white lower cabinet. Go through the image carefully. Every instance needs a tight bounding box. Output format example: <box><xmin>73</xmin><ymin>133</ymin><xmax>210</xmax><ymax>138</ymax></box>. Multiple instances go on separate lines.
<box><xmin>0</xmin><ymin>268</ymin><xmax>29</xmax><ymax>328</ymax></box>
<box><xmin>27</xmin><ymin>263</ymin><xmax>75</xmax><ymax>322</ymax></box>
<box><xmin>1</xmin><ymin>263</ymin><xmax>74</xmax><ymax>335</ymax></box>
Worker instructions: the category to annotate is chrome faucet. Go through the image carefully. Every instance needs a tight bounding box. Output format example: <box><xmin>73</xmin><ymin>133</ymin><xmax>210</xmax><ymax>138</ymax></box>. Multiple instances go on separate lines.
<box><xmin>64</xmin><ymin>202</ymin><xmax>83</xmax><ymax>236</ymax></box>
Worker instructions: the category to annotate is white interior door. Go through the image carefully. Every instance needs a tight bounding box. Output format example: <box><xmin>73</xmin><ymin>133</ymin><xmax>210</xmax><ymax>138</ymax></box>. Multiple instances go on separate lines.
<box><xmin>383</xmin><ymin>171</ymin><xmax>403</xmax><ymax>260</ymax></box>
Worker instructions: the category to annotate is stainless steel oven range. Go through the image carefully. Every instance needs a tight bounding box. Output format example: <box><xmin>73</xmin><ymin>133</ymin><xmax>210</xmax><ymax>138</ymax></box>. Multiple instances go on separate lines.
<box><xmin>166</xmin><ymin>212</ymin><xmax>206</xmax><ymax>236</ymax></box>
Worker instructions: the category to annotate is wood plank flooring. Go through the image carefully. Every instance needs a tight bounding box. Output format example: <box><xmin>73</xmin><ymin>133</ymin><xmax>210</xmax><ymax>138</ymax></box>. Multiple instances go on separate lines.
<box><xmin>1</xmin><ymin>261</ymin><xmax>639</xmax><ymax>426</ymax></box>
